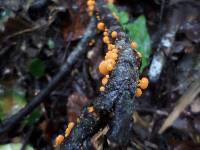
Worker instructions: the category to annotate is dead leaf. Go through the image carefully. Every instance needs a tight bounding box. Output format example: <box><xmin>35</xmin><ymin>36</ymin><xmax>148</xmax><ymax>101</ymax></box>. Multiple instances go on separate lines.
<box><xmin>133</xmin><ymin>112</ymin><xmax>150</xmax><ymax>128</ymax></box>
<box><xmin>91</xmin><ymin>126</ymin><xmax>109</xmax><ymax>150</ymax></box>
<box><xmin>67</xmin><ymin>93</ymin><xmax>88</xmax><ymax>122</ymax></box>
<box><xmin>62</xmin><ymin>0</ymin><xmax>89</xmax><ymax>41</ymax></box>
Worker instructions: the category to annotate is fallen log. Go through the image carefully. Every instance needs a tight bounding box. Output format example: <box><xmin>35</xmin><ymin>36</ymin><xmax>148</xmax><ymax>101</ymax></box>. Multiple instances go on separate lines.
<box><xmin>60</xmin><ymin>1</ymin><xmax>141</xmax><ymax>149</ymax></box>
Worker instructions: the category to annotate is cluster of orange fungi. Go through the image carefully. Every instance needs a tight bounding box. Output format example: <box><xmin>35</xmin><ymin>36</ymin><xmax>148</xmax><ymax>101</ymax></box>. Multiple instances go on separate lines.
<box><xmin>54</xmin><ymin>122</ymin><xmax>75</xmax><ymax>146</ymax></box>
<box><xmin>54</xmin><ymin>105</ymin><xmax>96</xmax><ymax>147</ymax></box>
<box><xmin>54</xmin><ymin>1</ymin><xmax>149</xmax><ymax>146</ymax></box>
<box><xmin>96</xmin><ymin>16</ymin><xmax>149</xmax><ymax>97</ymax></box>
<box><xmin>135</xmin><ymin>77</ymin><xmax>149</xmax><ymax>97</ymax></box>
<box><xmin>87</xmin><ymin>0</ymin><xmax>95</xmax><ymax>16</ymax></box>
<box><xmin>55</xmin><ymin>135</ymin><xmax>64</xmax><ymax>146</ymax></box>
<box><xmin>97</xmin><ymin>21</ymin><xmax>119</xmax><ymax>92</ymax></box>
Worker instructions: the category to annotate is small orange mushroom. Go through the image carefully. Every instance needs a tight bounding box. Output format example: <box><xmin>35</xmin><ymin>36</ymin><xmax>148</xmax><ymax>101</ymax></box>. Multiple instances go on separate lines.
<box><xmin>88</xmin><ymin>11</ymin><xmax>93</xmax><ymax>16</ymax></box>
<box><xmin>102</xmin><ymin>77</ymin><xmax>108</xmax><ymax>85</ymax></box>
<box><xmin>106</xmin><ymin>58</ymin><xmax>116</xmax><ymax>66</ymax></box>
<box><xmin>97</xmin><ymin>22</ymin><xmax>105</xmax><ymax>31</ymax></box>
<box><xmin>131</xmin><ymin>41</ymin><xmax>138</xmax><ymax>49</ymax></box>
<box><xmin>88</xmin><ymin>5</ymin><xmax>94</xmax><ymax>11</ymax></box>
<box><xmin>111</xmin><ymin>31</ymin><xmax>117</xmax><ymax>38</ymax></box>
<box><xmin>106</xmin><ymin>63</ymin><xmax>113</xmax><ymax>71</ymax></box>
<box><xmin>55</xmin><ymin>134</ymin><xmax>64</xmax><ymax>146</ymax></box>
<box><xmin>103</xmin><ymin>36</ymin><xmax>110</xmax><ymax>44</ymax></box>
<box><xmin>65</xmin><ymin>128</ymin><xmax>70</xmax><ymax>137</ymax></box>
<box><xmin>96</xmin><ymin>15</ymin><xmax>100</xmax><ymax>20</ymax></box>
<box><xmin>105</xmin><ymin>51</ymin><xmax>118</xmax><ymax>60</ymax></box>
<box><xmin>111</xmin><ymin>48</ymin><xmax>118</xmax><ymax>54</ymax></box>
<box><xmin>99</xmin><ymin>60</ymin><xmax>109</xmax><ymax>75</ymax></box>
<box><xmin>138</xmin><ymin>77</ymin><xmax>149</xmax><ymax>90</ymax></box>
<box><xmin>65</xmin><ymin>122</ymin><xmax>75</xmax><ymax>138</ymax></box>
<box><xmin>68</xmin><ymin>122</ymin><xmax>75</xmax><ymax>128</ymax></box>
<box><xmin>100</xmin><ymin>86</ymin><xmax>105</xmax><ymax>92</ymax></box>
<box><xmin>87</xmin><ymin>0</ymin><xmax>95</xmax><ymax>6</ymax></box>
<box><xmin>135</xmin><ymin>88</ymin><xmax>142</xmax><ymax>97</ymax></box>
<box><xmin>108</xmin><ymin>44</ymin><xmax>115</xmax><ymax>50</ymax></box>
<box><xmin>103</xmin><ymin>31</ymin><xmax>108</xmax><ymax>36</ymax></box>
<box><xmin>87</xmin><ymin>106</ymin><xmax>94</xmax><ymax>113</ymax></box>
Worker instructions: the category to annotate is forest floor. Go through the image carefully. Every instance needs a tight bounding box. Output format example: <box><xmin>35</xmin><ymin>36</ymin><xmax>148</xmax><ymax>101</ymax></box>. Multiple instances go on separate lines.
<box><xmin>0</xmin><ymin>0</ymin><xmax>200</xmax><ymax>150</ymax></box>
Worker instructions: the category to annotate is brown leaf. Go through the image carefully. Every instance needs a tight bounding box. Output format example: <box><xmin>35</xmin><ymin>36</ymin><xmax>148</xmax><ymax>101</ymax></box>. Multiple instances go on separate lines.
<box><xmin>67</xmin><ymin>93</ymin><xmax>88</xmax><ymax>122</ymax></box>
<box><xmin>62</xmin><ymin>0</ymin><xmax>89</xmax><ymax>41</ymax></box>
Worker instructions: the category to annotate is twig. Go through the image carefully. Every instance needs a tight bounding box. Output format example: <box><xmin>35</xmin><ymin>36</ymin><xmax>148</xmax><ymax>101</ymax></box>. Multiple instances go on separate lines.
<box><xmin>0</xmin><ymin>17</ymin><xmax>96</xmax><ymax>137</ymax></box>
<box><xmin>133</xmin><ymin>107</ymin><xmax>168</xmax><ymax>116</ymax></box>
<box><xmin>159</xmin><ymin>81</ymin><xmax>200</xmax><ymax>134</ymax></box>
<box><xmin>20</xmin><ymin>126</ymin><xmax>34</xmax><ymax>150</ymax></box>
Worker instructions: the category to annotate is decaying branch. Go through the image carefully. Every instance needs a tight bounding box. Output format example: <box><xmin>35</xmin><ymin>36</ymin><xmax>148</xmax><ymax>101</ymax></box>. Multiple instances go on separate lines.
<box><xmin>0</xmin><ymin>18</ymin><xmax>96</xmax><ymax>138</ymax></box>
<box><xmin>60</xmin><ymin>1</ymin><xmax>141</xmax><ymax>149</ymax></box>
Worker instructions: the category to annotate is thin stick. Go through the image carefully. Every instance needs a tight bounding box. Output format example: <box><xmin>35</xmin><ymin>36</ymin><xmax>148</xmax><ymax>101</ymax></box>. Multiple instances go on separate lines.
<box><xmin>0</xmin><ymin>18</ymin><xmax>96</xmax><ymax>136</ymax></box>
<box><xmin>159</xmin><ymin>81</ymin><xmax>200</xmax><ymax>134</ymax></box>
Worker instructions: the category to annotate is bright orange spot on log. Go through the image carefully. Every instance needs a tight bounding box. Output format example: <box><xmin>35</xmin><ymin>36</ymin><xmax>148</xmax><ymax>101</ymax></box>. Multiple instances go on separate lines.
<box><xmin>99</xmin><ymin>60</ymin><xmax>109</xmax><ymax>75</ymax></box>
<box><xmin>103</xmin><ymin>36</ymin><xmax>110</xmax><ymax>44</ymax></box>
<box><xmin>55</xmin><ymin>135</ymin><xmax>64</xmax><ymax>146</ymax></box>
<box><xmin>111</xmin><ymin>31</ymin><xmax>118</xmax><ymax>38</ymax></box>
<box><xmin>135</xmin><ymin>88</ymin><xmax>142</xmax><ymax>97</ymax></box>
<box><xmin>87</xmin><ymin>106</ymin><xmax>95</xmax><ymax>113</ymax></box>
<box><xmin>105</xmin><ymin>51</ymin><xmax>118</xmax><ymax>60</ymax></box>
<box><xmin>97</xmin><ymin>22</ymin><xmax>105</xmax><ymax>31</ymax></box>
<box><xmin>131</xmin><ymin>42</ymin><xmax>138</xmax><ymax>49</ymax></box>
<box><xmin>111</xmin><ymin>48</ymin><xmax>118</xmax><ymax>54</ymax></box>
<box><xmin>87</xmin><ymin>0</ymin><xmax>95</xmax><ymax>6</ymax></box>
<box><xmin>106</xmin><ymin>59</ymin><xmax>116</xmax><ymax>66</ymax></box>
<box><xmin>65</xmin><ymin>122</ymin><xmax>75</xmax><ymax>138</ymax></box>
<box><xmin>106</xmin><ymin>63</ymin><xmax>113</xmax><ymax>71</ymax></box>
<box><xmin>103</xmin><ymin>31</ymin><xmax>109</xmax><ymax>36</ymax></box>
<box><xmin>102</xmin><ymin>77</ymin><xmax>108</xmax><ymax>85</ymax></box>
<box><xmin>108</xmin><ymin>44</ymin><xmax>115</xmax><ymax>51</ymax></box>
<box><xmin>138</xmin><ymin>77</ymin><xmax>149</xmax><ymax>90</ymax></box>
<box><xmin>100</xmin><ymin>86</ymin><xmax>105</xmax><ymax>92</ymax></box>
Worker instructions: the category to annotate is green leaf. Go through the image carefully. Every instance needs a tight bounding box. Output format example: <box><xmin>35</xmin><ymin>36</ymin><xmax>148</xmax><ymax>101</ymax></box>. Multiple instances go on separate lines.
<box><xmin>107</xmin><ymin>3</ymin><xmax>129</xmax><ymax>25</ymax></box>
<box><xmin>125</xmin><ymin>16</ymin><xmax>151</xmax><ymax>71</ymax></box>
<box><xmin>25</xmin><ymin>109</ymin><xmax>41</xmax><ymax>125</ymax></box>
<box><xmin>118</xmin><ymin>11</ymin><xmax>129</xmax><ymax>25</ymax></box>
<box><xmin>29</xmin><ymin>58</ymin><xmax>45</xmax><ymax>78</ymax></box>
<box><xmin>12</xmin><ymin>88</ymin><xmax>26</xmax><ymax>105</ymax></box>
<box><xmin>107</xmin><ymin>3</ymin><xmax>151</xmax><ymax>72</ymax></box>
<box><xmin>0</xmin><ymin>143</ymin><xmax>34</xmax><ymax>150</ymax></box>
